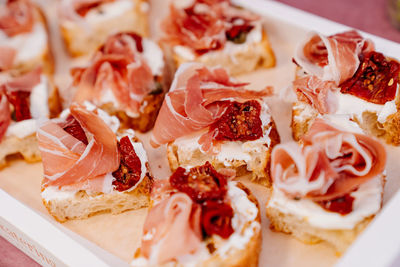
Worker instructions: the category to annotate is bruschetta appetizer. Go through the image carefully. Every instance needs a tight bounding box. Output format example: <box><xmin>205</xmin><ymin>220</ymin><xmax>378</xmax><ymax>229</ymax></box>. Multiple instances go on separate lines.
<box><xmin>291</xmin><ymin>30</ymin><xmax>400</xmax><ymax>145</ymax></box>
<box><xmin>267</xmin><ymin>118</ymin><xmax>386</xmax><ymax>253</ymax></box>
<box><xmin>70</xmin><ymin>32</ymin><xmax>167</xmax><ymax>133</ymax></box>
<box><xmin>38</xmin><ymin>102</ymin><xmax>152</xmax><ymax>222</ymax></box>
<box><xmin>0</xmin><ymin>0</ymin><xmax>53</xmax><ymax>74</ymax></box>
<box><xmin>0</xmin><ymin>67</ymin><xmax>60</xmax><ymax>168</ymax></box>
<box><xmin>59</xmin><ymin>0</ymin><xmax>149</xmax><ymax>57</ymax></box>
<box><xmin>150</xmin><ymin>63</ymin><xmax>280</xmax><ymax>186</ymax></box>
<box><xmin>131</xmin><ymin>162</ymin><xmax>261</xmax><ymax>267</ymax></box>
<box><xmin>160</xmin><ymin>0</ymin><xmax>275</xmax><ymax>76</ymax></box>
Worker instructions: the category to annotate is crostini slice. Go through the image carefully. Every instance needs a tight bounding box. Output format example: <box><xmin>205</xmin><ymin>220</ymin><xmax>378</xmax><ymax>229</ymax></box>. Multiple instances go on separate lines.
<box><xmin>150</xmin><ymin>63</ymin><xmax>280</xmax><ymax>186</ymax></box>
<box><xmin>38</xmin><ymin>102</ymin><xmax>152</xmax><ymax>222</ymax></box>
<box><xmin>267</xmin><ymin>118</ymin><xmax>386</xmax><ymax>253</ymax></box>
<box><xmin>132</xmin><ymin>162</ymin><xmax>261</xmax><ymax>267</ymax></box>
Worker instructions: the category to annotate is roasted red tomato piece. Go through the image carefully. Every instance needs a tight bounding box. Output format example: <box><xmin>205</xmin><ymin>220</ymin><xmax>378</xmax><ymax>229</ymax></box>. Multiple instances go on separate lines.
<box><xmin>211</xmin><ymin>100</ymin><xmax>263</xmax><ymax>142</ymax></box>
<box><xmin>6</xmin><ymin>91</ymin><xmax>31</xmax><ymax>121</ymax></box>
<box><xmin>170</xmin><ymin>162</ymin><xmax>228</xmax><ymax>203</ymax></box>
<box><xmin>340</xmin><ymin>51</ymin><xmax>400</xmax><ymax>104</ymax></box>
<box><xmin>201</xmin><ymin>200</ymin><xmax>234</xmax><ymax>239</ymax></box>
<box><xmin>62</xmin><ymin>115</ymin><xmax>89</xmax><ymax>145</ymax></box>
<box><xmin>225</xmin><ymin>17</ymin><xmax>254</xmax><ymax>44</ymax></box>
<box><xmin>112</xmin><ymin>136</ymin><xmax>143</xmax><ymax>192</ymax></box>
<box><xmin>315</xmin><ymin>194</ymin><xmax>355</xmax><ymax>215</ymax></box>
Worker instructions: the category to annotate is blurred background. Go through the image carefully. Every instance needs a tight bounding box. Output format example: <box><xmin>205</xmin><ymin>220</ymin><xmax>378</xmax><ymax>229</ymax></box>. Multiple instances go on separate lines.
<box><xmin>276</xmin><ymin>0</ymin><xmax>400</xmax><ymax>42</ymax></box>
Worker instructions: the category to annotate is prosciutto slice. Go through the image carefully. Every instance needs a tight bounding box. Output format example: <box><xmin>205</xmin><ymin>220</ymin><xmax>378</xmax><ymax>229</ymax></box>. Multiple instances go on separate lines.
<box><xmin>72</xmin><ymin>32</ymin><xmax>154</xmax><ymax>115</ymax></box>
<box><xmin>293</xmin><ymin>75</ymin><xmax>338</xmax><ymax>114</ymax></box>
<box><xmin>294</xmin><ymin>30</ymin><xmax>374</xmax><ymax>85</ymax></box>
<box><xmin>161</xmin><ymin>0</ymin><xmax>258</xmax><ymax>54</ymax></box>
<box><xmin>271</xmin><ymin>119</ymin><xmax>386</xmax><ymax>201</ymax></box>
<box><xmin>59</xmin><ymin>0</ymin><xmax>114</xmax><ymax>21</ymax></box>
<box><xmin>150</xmin><ymin>63</ymin><xmax>271</xmax><ymax>151</ymax></box>
<box><xmin>0</xmin><ymin>47</ymin><xmax>16</xmax><ymax>70</ymax></box>
<box><xmin>0</xmin><ymin>0</ymin><xmax>34</xmax><ymax>37</ymax></box>
<box><xmin>141</xmin><ymin>192</ymin><xmax>202</xmax><ymax>265</ymax></box>
<box><xmin>37</xmin><ymin>103</ymin><xmax>119</xmax><ymax>189</ymax></box>
<box><xmin>0</xmin><ymin>67</ymin><xmax>42</xmax><ymax>93</ymax></box>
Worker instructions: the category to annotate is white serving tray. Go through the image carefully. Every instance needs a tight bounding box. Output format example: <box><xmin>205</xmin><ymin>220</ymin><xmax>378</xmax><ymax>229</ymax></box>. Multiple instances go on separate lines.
<box><xmin>1</xmin><ymin>0</ymin><xmax>400</xmax><ymax>266</ymax></box>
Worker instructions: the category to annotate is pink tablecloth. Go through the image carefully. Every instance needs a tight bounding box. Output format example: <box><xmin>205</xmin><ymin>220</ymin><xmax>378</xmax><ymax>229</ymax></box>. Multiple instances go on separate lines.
<box><xmin>276</xmin><ymin>0</ymin><xmax>400</xmax><ymax>43</ymax></box>
<box><xmin>1</xmin><ymin>0</ymin><xmax>400</xmax><ymax>266</ymax></box>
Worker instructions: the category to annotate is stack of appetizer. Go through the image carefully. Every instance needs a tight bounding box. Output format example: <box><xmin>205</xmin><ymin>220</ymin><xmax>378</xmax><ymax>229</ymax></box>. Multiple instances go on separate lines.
<box><xmin>0</xmin><ymin>0</ymin><xmax>396</xmax><ymax>265</ymax></box>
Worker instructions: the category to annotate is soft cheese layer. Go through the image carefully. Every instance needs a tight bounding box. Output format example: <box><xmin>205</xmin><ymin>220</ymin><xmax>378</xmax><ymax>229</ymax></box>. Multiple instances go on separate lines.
<box><xmin>0</xmin><ymin>23</ymin><xmax>47</xmax><ymax>64</ymax></box>
<box><xmin>267</xmin><ymin>176</ymin><xmax>383</xmax><ymax>230</ymax></box>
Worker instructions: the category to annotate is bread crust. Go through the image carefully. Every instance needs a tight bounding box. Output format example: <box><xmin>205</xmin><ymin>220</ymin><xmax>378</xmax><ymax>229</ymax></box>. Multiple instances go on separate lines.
<box><xmin>167</xmin><ymin>31</ymin><xmax>275</xmax><ymax>76</ymax></box>
<box><xmin>42</xmin><ymin>174</ymin><xmax>153</xmax><ymax>223</ymax></box>
<box><xmin>132</xmin><ymin>182</ymin><xmax>262</xmax><ymax>267</ymax></box>
<box><xmin>167</xmin><ymin>120</ymin><xmax>280</xmax><ymax>187</ymax></box>
<box><xmin>60</xmin><ymin>0</ymin><xmax>149</xmax><ymax>57</ymax></box>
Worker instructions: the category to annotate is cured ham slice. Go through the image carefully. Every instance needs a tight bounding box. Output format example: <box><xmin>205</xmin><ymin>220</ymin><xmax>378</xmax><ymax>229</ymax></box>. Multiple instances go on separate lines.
<box><xmin>150</xmin><ymin>63</ymin><xmax>271</xmax><ymax>150</ymax></box>
<box><xmin>0</xmin><ymin>67</ymin><xmax>42</xmax><ymax>93</ymax></box>
<box><xmin>271</xmin><ymin>119</ymin><xmax>386</xmax><ymax>201</ymax></box>
<box><xmin>293</xmin><ymin>75</ymin><xmax>338</xmax><ymax>114</ymax></box>
<box><xmin>37</xmin><ymin>103</ymin><xmax>119</xmax><ymax>189</ymax></box>
<box><xmin>0</xmin><ymin>95</ymin><xmax>11</xmax><ymax>141</ymax></box>
<box><xmin>161</xmin><ymin>0</ymin><xmax>259</xmax><ymax>54</ymax></box>
<box><xmin>59</xmin><ymin>0</ymin><xmax>114</xmax><ymax>21</ymax></box>
<box><xmin>294</xmin><ymin>30</ymin><xmax>374</xmax><ymax>85</ymax></box>
<box><xmin>141</xmin><ymin>192</ymin><xmax>202</xmax><ymax>265</ymax></box>
<box><xmin>0</xmin><ymin>47</ymin><xmax>16</xmax><ymax>70</ymax></box>
<box><xmin>72</xmin><ymin>32</ymin><xmax>154</xmax><ymax>115</ymax></box>
<box><xmin>0</xmin><ymin>0</ymin><xmax>34</xmax><ymax>37</ymax></box>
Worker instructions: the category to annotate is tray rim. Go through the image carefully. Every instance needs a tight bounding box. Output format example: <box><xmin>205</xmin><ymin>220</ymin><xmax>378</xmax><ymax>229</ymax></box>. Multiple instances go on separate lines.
<box><xmin>1</xmin><ymin>1</ymin><xmax>400</xmax><ymax>266</ymax></box>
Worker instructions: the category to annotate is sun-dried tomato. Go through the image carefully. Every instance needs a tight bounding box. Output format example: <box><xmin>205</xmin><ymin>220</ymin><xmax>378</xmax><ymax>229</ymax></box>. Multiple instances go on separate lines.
<box><xmin>225</xmin><ymin>17</ymin><xmax>254</xmax><ymax>44</ymax></box>
<box><xmin>62</xmin><ymin>115</ymin><xmax>88</xmax><ymax>145</ymax></box>
<box><xmin>170</xmin><ymin>162</ymin><xmax>228</xmax><ymax>203</ymax></box>
<box><xmin>340</xmin><ymin>51</ymin><xmax>400</xmax><ymax>104</ymax></box>
<box><xmin>201</xmin><ymin>200</ymin><xmax>234</xmax><ymax>238</ymax></box>
<box><xmin>6</xmin><ymin>91</ymin><xmax>31</xmax><ymax>121</ymax></box>
<box><xmin>112</xmin><ymin>136</ymin><xmax>142</xmax><ymax>191</ymax></box>
<box><xmin>315</xmin><ymin>194</ymin><xmax>354</xmax><ymax>215</ymax></box>
<box><xmin>211</xmin><ymin>100</ymin><xmax>263</xmax><ymax>142</ymax></box>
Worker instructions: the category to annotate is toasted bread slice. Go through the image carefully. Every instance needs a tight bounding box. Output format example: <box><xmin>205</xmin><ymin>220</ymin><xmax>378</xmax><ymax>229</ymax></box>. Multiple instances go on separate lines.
<box><xmin>266</xmin><ymin>175</ymin><xmax>385</xmax><ymax>254</ymax></box>
<box><xmin>0</xmin><ymin>74</ymin><xmax>61</xmax><ymax>169</ymax></box>
<box><xmin>291</xmin><ymin>100</ymin><xmax>400</xmax><ymax>145</ymax></box>
<box><xmin>292</xmin><ymin>65</ymin><xmax>400</xmax><ymax>144</ymax></box>
<box><xmin>1</xmin><ymin>3</ymin><xmax>54</xmax><ymax>74</ymax></box>
<box><xmin>60</xmin><ymin>0</ymin><xmax>149</xmax><ymax>57</ymax></box>
<box><xmin>42</xmin><ymin>174</ymin><xmax>152</xmax><ymax>222</ymax></box>
<box><xmin>167</xmin><ymin>102</ymin><xmax>280</xmax><ymax>187</ymax></box>
<box><xmin>169</xmin><ymin>31</ymin><xmax>275</xmax><ymax>76</ymax></box>
<box><xmin>131</xmin><ymin>182</ymin><xmax>262</xmax><ymax>267</ymax></box>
